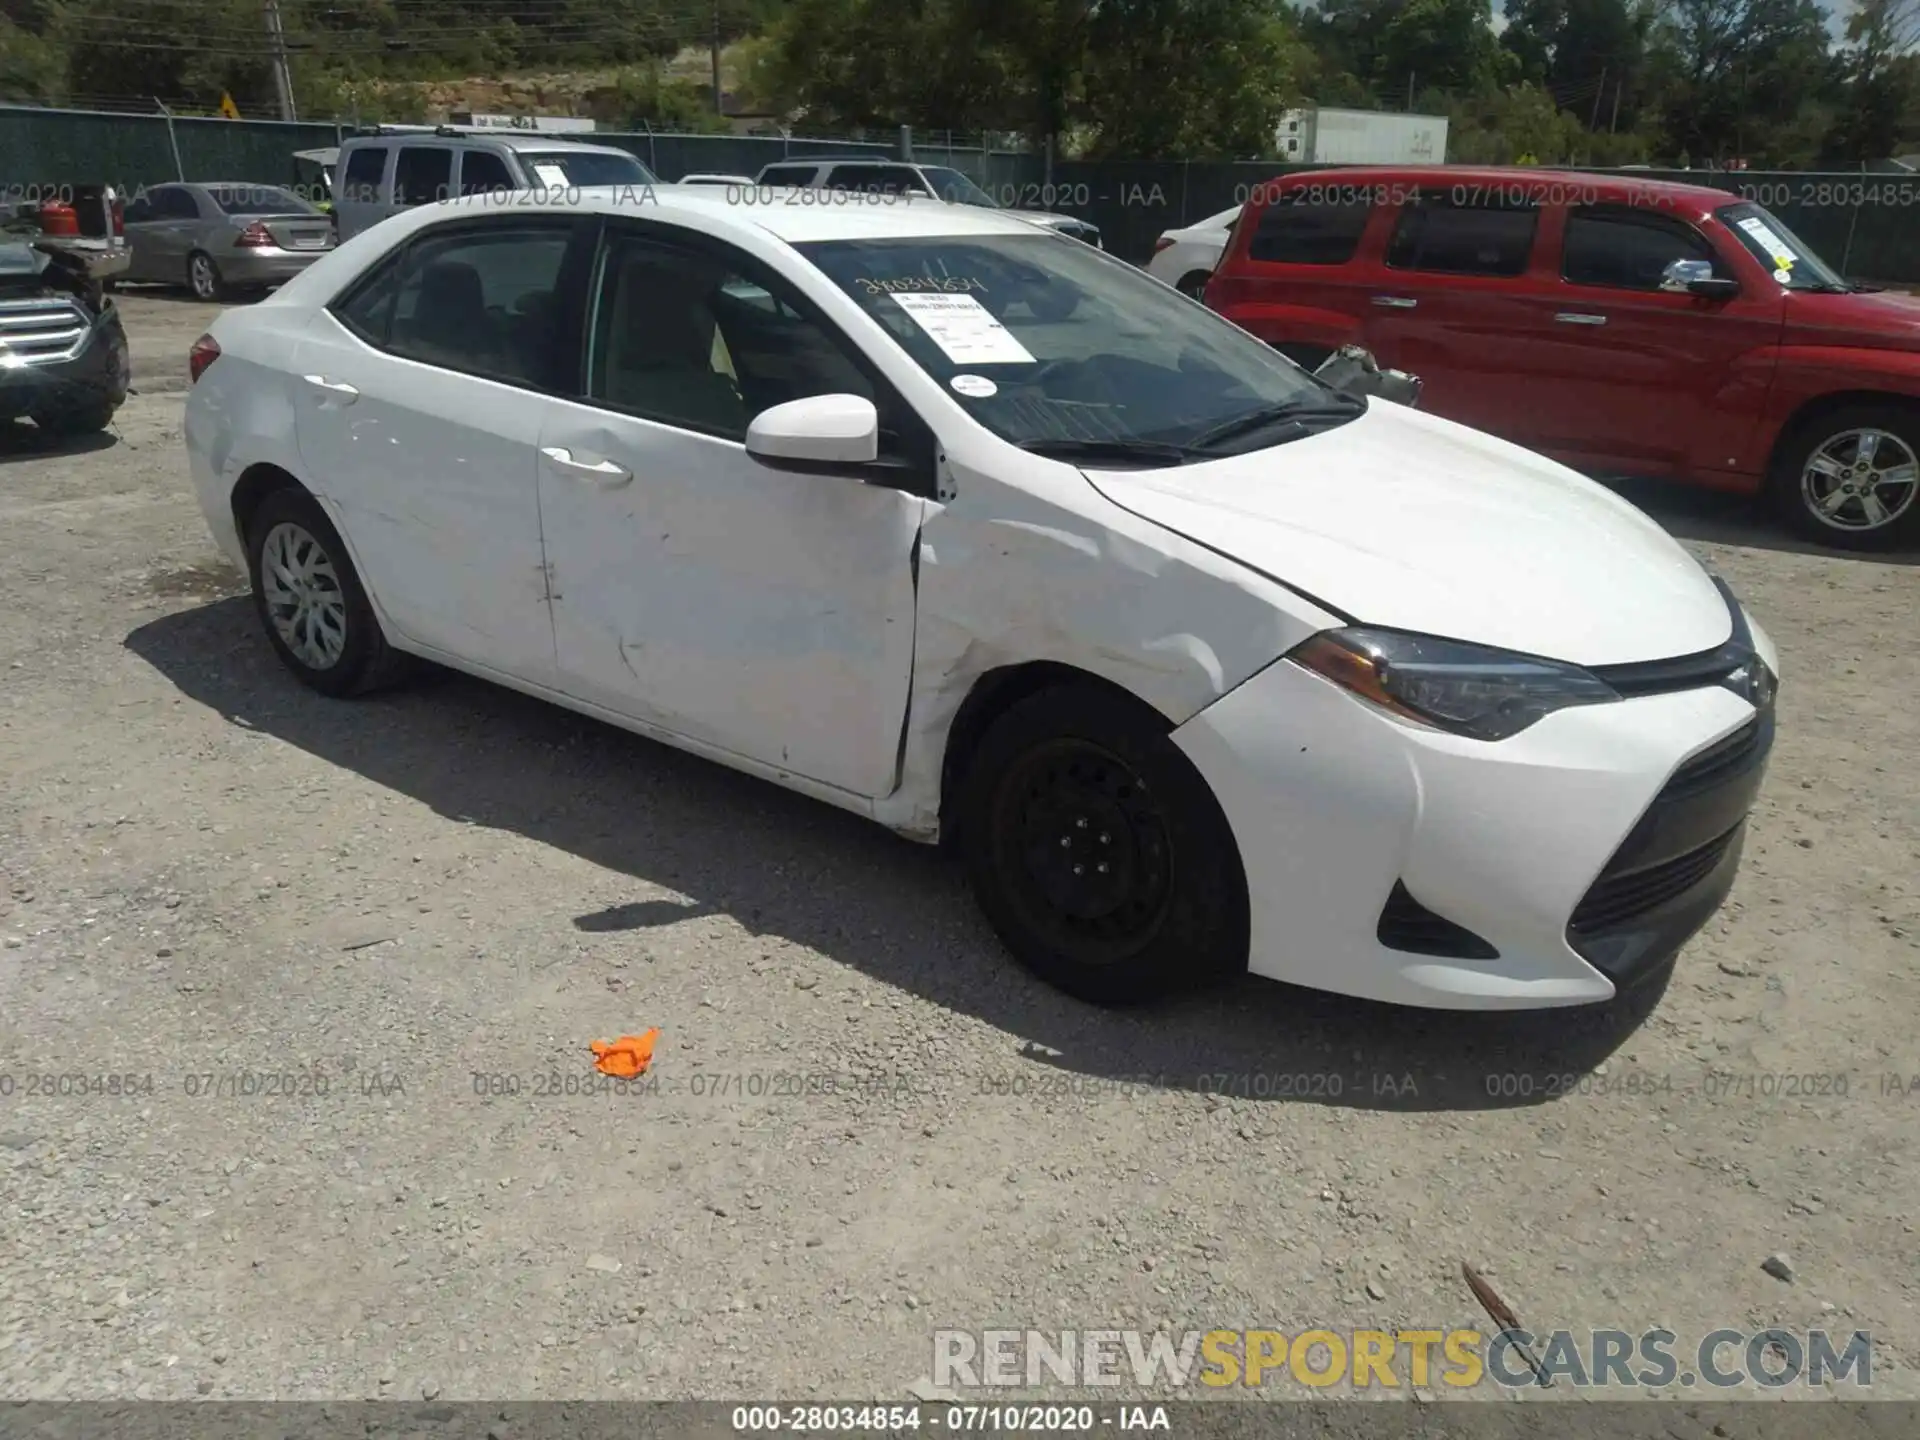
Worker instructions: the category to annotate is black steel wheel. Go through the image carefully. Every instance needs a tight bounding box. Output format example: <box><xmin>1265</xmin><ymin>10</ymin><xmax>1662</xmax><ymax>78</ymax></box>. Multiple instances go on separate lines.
<box><xmin>959</xmin><ymin>684</ymin><xmax>1248</xmax><ymax>1005</ymax></box>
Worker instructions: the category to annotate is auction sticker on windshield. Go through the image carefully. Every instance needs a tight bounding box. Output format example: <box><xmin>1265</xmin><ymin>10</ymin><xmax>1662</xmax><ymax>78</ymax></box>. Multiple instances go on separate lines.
<box><xmin>531</xmin><ymin>163</ymin><xmax>570</xmax><ymax>190</ymax></box>
<box><xmin>1736</xmin><ymin>214</ymin><xmax>1795</xmax><ymax>269</ymax></box>
<box><xmin>888</xmin><ymin>292</ymin><xmax>1036</xmax><ymax>365</ymax></box>
<box><xmin>951</xmin><ymin>374</ymin><xmax>998</xmax><ymax>397</ymax></box>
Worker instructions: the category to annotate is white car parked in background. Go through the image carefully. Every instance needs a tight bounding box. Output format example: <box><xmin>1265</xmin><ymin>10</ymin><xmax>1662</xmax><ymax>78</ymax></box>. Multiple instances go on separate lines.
<box><xmin>1148</xmin><ymin>205</ymin><xmax>1241</xmax><ymax>297</ymax></box>
<box><xmin>182</xmin><ymin>185</ymin><xmax>1777</xmax><ymax>1012</ymax></box>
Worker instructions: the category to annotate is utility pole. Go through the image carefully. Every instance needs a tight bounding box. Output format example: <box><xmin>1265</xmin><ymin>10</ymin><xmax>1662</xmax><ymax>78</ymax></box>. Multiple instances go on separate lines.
<box><xmin>264</xmin><ymin>0</ymin><xmax>297</xmax><ymax>121</ymax></box>
<box><xmin>711</xmin><ymin>0</ymin><xmax>724</xmax><ymax>116</ymax></box>
<box><xmin>1589</xmin><ymin>68</ymin><xmax>1606</xmax><ymax>131</ymax></box>
<box><xmin>1609</xmin><ymin>80</ymin><xmax>1621</xmax><ymax>134</ymax></box>
<box><xmin>1407</xmin><ymin>72</ymin><xmax>1415</xmax><ymax>111</ymax></box>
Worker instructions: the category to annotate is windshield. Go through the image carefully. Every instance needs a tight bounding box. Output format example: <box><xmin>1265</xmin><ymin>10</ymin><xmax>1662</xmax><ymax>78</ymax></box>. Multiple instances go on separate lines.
<box><xmin>1716</xmin><ymin>202</ymin><xmax>1849</xmax><ymax>290</ymax></box>
<box><xmin>207</xmin><ymin>185</ymin><xmax>316</xmax><ymax>215</ymax></box>
<box><xmin>918</xmin><ymin>167</ymin><xmax>1000</xmax><ymax>209</ymax></box>
<box><xmin>795</xmin><ymin>232</ymin><xmax>1339</xmax><ymax>456</ymax></box>
<box><xmin>522</xmin><ymin>150</ymin><xmax>658</xmax><ymax>188</ymax></box>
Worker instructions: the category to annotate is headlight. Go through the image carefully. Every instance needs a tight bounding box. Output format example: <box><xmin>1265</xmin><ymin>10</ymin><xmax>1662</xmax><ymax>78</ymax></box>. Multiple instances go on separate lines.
<box><xmin>1288</xmin><ymin>628</ymin><xmax>1620</xmax><ymax>741</ymax></box>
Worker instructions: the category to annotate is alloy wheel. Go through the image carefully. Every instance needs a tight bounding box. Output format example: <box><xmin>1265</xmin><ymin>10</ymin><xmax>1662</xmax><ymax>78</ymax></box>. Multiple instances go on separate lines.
<box><xmin>1799</xmin><ymin>427</ymin><xmax>1919</xmax><ymax>533</ymax></box>
<box><xmin>189</xmin><ymin>254</ymin><xmax>218</xmax><ymax>301</ymax></box>
<box><xmin>259</xmin><ymin>521</ymin><xmax>348</xmax><ymax>669</ymax></box>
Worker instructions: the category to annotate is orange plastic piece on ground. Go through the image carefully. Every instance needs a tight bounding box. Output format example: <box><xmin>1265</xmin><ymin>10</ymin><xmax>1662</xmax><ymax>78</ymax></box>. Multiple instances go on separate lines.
<box><xmin>590</xmin><ymin>1029</ymin><xmax>660</xmax><ymax>1078</ymax></box>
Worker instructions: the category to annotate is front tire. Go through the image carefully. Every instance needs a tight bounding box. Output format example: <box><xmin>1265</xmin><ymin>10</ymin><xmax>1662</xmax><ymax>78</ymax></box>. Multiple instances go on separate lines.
<box><xmin>245</xmin><ymin>487</ymin><xmax>411</xmax><ymax>697</ymax></box>
<box><xmin>1769</xmin><ymin>402</ymin><xmax>1920</xmax><ymax>551</ymax></box>
<box><xmin>31</xmin><ymin>398</ymin><xmax>117</xmax><ymax>436</ymax></box>
<box><xmin>957</xmin><ymin>685</ymin><xmax>1248</xmax><ymax>1006</ymax></box>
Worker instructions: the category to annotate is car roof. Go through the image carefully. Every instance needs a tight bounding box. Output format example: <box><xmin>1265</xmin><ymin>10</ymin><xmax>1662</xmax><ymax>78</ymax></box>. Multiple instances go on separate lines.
<box><xmin>339</xmin><ymin>132</ymin><xmax>641</xmax><ymax>158</ymax></box>
<box><xmin>1265</xmin><ymin>165</ymin><xmax>1739</xmax><ymax>211</ymax></box>
<box><xmin>380</xmin><ymin>184</ymin><xmax>1043</xmax><ymax>245</ymax></box>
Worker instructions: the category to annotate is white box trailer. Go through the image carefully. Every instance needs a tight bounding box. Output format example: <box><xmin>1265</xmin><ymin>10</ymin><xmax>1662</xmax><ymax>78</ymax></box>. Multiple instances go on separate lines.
<box><xmin>1277</xmin><ymin>108</ymin><xmax>1449</xmax><ymax>165</ymax></box>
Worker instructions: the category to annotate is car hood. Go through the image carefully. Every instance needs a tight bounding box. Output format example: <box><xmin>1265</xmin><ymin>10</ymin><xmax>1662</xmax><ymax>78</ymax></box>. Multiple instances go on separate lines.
<box><xmin>1083</xmin><ymin>401</ymin><xmax>1733</xmax><ymax>668</ymax></box>
<box><xmin>1783</xmin><ymin>285</ymin><xmax>1920</xmax><ymax>353</ymax></box>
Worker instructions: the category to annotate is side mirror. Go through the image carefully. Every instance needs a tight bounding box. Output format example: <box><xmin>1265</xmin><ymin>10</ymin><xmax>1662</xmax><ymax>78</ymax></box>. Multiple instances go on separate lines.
<box><xmin>1312</xmin><ymin>344</ymin><xmax>1423</xmax><ymax>408</ymax></box>
<box><xmin>745</xmin><ymin>393</ymin><xmax>880</xmax><ymax>476</ymax></box>
<box><xmin>1660</xmin><ymin>258</ymin><xmax>1739</xmax><ymax>299</ymax></box>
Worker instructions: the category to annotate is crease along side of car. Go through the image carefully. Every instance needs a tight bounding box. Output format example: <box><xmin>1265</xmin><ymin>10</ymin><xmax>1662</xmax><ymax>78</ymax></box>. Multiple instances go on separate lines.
<box><xmin>183</xmin><ymin>185</ymin><xmax>1777</xmax><ymax>1013</ymax></box>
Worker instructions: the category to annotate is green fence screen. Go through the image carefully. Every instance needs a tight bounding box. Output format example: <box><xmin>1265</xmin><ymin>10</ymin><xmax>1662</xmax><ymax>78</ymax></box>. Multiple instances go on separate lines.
<box><xmin>5</xmin><ymin>104</ymin><xmax>1917</xmax><ymax>281</ymax></box>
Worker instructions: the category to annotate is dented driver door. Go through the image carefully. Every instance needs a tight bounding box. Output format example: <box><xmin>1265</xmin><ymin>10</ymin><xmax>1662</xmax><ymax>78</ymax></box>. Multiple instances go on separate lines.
<box><xmin>536</xmin><ymin>226</ymin><xmax>925</xmax><ymax>800</ymax></box>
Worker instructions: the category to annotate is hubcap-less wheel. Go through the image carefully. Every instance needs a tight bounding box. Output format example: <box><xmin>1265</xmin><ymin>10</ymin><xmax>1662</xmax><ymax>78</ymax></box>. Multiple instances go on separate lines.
<box><xmin>260</xmin><ymin>521</ymin><xmax>348</xmax><ymax>669</ymax></box>
<box><xmin>1800</xmin><ymin>427</ymin><xmax>1919</xmax><ymax>533</ymax></box>
<box><xmin>189</xmin><ymin>254</ymin><xmax>218</xmax><ymax>301</ymax></box>
<box><xmin>999</xmin><ymin>739</ymin><xmax>1172</xmax><ymax>961</ymax></box>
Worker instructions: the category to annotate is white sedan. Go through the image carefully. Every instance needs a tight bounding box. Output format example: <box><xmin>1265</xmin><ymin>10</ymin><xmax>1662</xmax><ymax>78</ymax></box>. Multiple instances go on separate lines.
<box><xmin>182</xmin><ymin>185</ymin><xmax>1778</xmax><ymax>1011</ymax></box>
<box><xmin>1147</xmin><ymin>205</ymin><xmax>1240</xmax><ymax>298</ymax></box>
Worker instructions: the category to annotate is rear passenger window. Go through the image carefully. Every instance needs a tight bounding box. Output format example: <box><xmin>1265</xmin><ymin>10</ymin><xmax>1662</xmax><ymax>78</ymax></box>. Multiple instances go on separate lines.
<box><xmin>340</xmin><ymin>146</ymin><xmax>386</xmax><ymax>204</ymax></box>
<box><xmin>825</xmin><ymin>165</ymin><xmax>926</xmax><ymax>194</ymax></box>
<box><xmin>458</xmin><ymin>150</ymin><xmax>515</xmax><ymax>196</ymax></box>
<box><xmin>1249</xmin><ymin>193</ymin><xmax>1372</xmax><ymax>265</ymax></box>
<box><xmin>381</xmin><ymin>222</ymin><xmax>577</xmax><ymax>387</ymax></box>
<box><xmin>1563</xmin><ymin>205</ymin><xmax>1721</xmax><ymax>289</ymax></box>
<box><xmin>1387</xmin><ymin>192</ymin><xmax>1538</xmax><ymax>277</ymax></box>
<box><xmin>393</xmin><ymin>147</ymin><xmax>453</xmax><ymax>207</ymax></box>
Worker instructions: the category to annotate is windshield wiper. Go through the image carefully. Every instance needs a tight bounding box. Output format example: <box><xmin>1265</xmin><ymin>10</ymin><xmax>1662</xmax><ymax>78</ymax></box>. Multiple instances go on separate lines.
<box><xmin>1014</xmin><ymin>437</ymin><xmax>1198</xmax><ymax>467</ymax></box>
<box><xmin>1185</xmin><ymin>393</ymin><xmax>1367</xmax><ymax>452</ymax></box>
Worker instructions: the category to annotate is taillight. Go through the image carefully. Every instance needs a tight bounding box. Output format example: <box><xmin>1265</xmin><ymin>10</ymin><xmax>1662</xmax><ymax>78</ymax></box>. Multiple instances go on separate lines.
<box><xmin>189</xmin><ymin>334</ymin><xmax>220</xmax><ymax>383</ymax></box>
<box><xmin>110</xmin><ymin>195</ymin><xmax>125</xmax><ymax>237</ymax></box>
<box><xmin>1153</xmin><ymin>235</ymin><xmax>1175</xmax><ymax>253</ymax></box>
<box><xmin>38</xmin><ymin>201</ymin><xmax>79</xmax><ymax>237</ymax></box>
<box><xmin>235</xmin><ymin>222</ymin><xmax>274</xmax><ymax>248</ymax></box>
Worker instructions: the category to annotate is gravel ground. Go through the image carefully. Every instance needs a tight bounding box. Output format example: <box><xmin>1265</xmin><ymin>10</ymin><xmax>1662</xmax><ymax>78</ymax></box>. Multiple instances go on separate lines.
<box><xmin>1</xmin><ymin>310</ymin><xmax>1918</xmax><ymax>1405</ymax></box>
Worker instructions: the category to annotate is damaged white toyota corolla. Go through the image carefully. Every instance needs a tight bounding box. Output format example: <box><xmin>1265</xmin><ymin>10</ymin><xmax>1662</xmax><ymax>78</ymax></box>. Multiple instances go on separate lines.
<box><xmin>183</xmin><ymin>187</ymin><xmax>1778</xmax><ymax>1010</ymax></box>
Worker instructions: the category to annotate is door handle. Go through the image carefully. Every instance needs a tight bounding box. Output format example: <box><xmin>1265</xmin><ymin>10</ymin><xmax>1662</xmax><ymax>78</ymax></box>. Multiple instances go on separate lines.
<box><xmin>1554</xmin><ymin>312</ymin><xmax>1608</xmax><ymax>326</ymax></box>
<box><xmin>1371</xmin><ymin>295</ymin><xmax>1418</xmax><ymax>309</ymax></box>
<box><xmin>301</xmin><ymin>374</ymin><xmax>360</xmax><ymax>401</ymax></box>
<box><xmin>541</xmin><ymin>446</ymin><xmax>632</xmax><ymax>486</ymax></box>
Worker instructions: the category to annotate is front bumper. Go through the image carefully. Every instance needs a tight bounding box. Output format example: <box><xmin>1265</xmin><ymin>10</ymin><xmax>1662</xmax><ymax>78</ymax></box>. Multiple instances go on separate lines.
<box><xmin>1173</xmin><ymin>628</ymin><xmax>1773</xmax><ymax>1010</ymax></box>
<box><xmin>220</xmin><ymin>247</ymin><xmax>330</xmax><ymax>286</ymax></box>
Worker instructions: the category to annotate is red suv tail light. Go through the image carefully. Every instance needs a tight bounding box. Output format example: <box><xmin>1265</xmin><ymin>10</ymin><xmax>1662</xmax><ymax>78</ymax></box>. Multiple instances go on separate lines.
<box><xmin>235</xmin><ymin>221</ymin><xmax>274</xmax><ymax>248</ymax></box>
<box><xmin>189</xmin><ymin>334</ymin><xmax>221</xmax><ymax>383</ymax></box>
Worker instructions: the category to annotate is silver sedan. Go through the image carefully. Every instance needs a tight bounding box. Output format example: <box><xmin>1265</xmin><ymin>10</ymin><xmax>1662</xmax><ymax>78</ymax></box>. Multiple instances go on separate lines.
<box><xmin>122</xmin><ymin>182</ymin><xmax>335</xmax><ymax>300</ymax></box>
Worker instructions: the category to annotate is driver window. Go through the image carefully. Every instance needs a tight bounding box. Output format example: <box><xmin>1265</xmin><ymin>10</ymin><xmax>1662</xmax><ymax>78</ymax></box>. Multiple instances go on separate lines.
<box><xmin>587</xmin><ymin>233</ymin><xmax>874</xmax><ymax>441</ymax></box>
<box><xmin>384</xmin><ymin>223</ymin><xmax>574</xmax><ymax>387</ymax></box>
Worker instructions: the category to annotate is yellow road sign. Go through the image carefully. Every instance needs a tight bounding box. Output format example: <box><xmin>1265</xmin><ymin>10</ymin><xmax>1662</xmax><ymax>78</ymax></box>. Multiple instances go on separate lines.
<box><xmin>219</xmin><ymin>92</ymin><xmax>241</xmax><ymax>119</ymax></box>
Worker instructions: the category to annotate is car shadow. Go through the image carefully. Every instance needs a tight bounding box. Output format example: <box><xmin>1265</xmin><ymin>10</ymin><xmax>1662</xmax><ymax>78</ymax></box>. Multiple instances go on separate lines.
<box><xmin>124</xmin><ymin>595</ymin><xmax>1676</xmax><ymax>1115</ymax></box>
<box><xmin>1602</xmin><ymin>477</ymin><xmax>1920</xmax><ymax>566</ymax></box>
<box><xmin>0</xmin><ymin>418</ymin><xmax>119</xmax><ymax>462</ymax></box>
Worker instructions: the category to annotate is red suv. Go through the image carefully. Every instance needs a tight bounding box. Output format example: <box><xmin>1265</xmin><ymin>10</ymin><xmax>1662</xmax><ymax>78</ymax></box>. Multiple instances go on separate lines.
<box><xmin>1204</xmin><ymin>166</ymin><xmax>1920</xmax><ymax>550</ymax></box>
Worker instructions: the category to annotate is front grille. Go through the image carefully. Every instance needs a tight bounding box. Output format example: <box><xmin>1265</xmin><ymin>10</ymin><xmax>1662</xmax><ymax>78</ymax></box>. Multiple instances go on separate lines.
<box><xmin>1667</xmin><ymin>717</ymin><xmax>1763</xmax><ymax>797</ymax></box>
<box><xmin>0</xmin><ymin>296</ymin><xmax>88</xmax><ymax>365</ymax></box>
<box><xmin>1569</xmin><ymin>825</ymin><xmax>1741</xmax><ymax>934</ymax></box>
<box><xmin>1377</xmin><ymin>881</ymin><xmax>1499</xmax><ymax>959</ymax></box>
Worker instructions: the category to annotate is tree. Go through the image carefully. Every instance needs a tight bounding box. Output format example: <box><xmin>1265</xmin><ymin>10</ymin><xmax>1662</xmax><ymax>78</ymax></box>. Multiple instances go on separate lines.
<box><xmin>1375</xmin><ymin>0</ymin><xmax>1516</xmax><ymax>99</ymax></box>
<box><xmin>1822</xmin><ymin>0</ymin><xmax>1920</xmax><ymax>160</ymax></box>
<box><xmin>1650</xmin><ymin>0</ymin><xmax>1833</xmax><ymax>165</ymax></box>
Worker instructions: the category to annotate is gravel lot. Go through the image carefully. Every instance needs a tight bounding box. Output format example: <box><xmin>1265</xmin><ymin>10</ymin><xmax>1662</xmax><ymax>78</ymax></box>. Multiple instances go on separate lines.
<box><xmin>1</xmin><ymin>297</ymin><xmax>1917</xmax><ymax>1405</ymax></box>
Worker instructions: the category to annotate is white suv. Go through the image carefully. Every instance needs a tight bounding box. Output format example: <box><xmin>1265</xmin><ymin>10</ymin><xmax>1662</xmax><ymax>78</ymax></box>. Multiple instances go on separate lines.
<box><xmin>752</xmin><ymin>158</ymin><xmax>1101</xmax><ymax>248</ymax></box>
<box><xmin>333</xmin><ymin>127</ymin><xmax>659</xmax><ymax>240</ymax></box>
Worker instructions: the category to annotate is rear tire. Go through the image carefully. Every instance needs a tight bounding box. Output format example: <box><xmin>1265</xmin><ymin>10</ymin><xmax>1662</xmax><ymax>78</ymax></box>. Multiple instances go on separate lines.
<box><xmin>244</xmin><ymin>487</ymin><xmax>412</xmax><ymax>697</ymax></box>
<box><xmin>1768</xmin><ymin>401</ymin><xmax>1920</xmax><ymax>551</ymax></box>
<box><xmin>186</xmin><ymin>251</ymin><xmax>225</xmax><ymax>302</ymax></box>
<box><xmin>1176</xmin><ymin>271</ymin><xmax>1211</xmax><ymax>301</ymax></box>
<box><xmin>957</xmin><ymin>684</ymin><xmax>1248</xmax><ymax>1006</ymax></box>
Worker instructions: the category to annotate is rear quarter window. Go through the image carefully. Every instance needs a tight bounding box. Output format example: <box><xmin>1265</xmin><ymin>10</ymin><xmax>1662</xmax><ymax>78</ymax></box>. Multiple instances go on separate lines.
<box><xmin>340</xmin><ymin>146</ymin><xmax>387</xmax><ymax>204</ymax></box>
<box><xmin>1248</xmin><ymin>192</ymin><xmax>1373</xmax><ymax>265</ymax></box>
